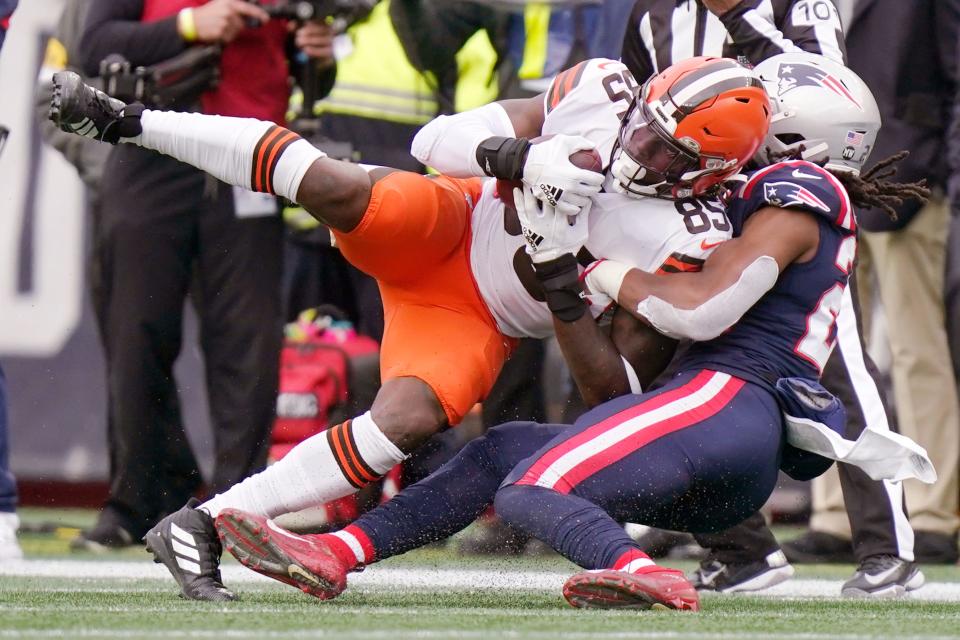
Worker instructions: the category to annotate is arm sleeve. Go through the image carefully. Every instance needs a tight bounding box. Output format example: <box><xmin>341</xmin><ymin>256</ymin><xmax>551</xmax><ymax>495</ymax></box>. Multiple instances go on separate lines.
<box><xmin>637</xmin><ymin>255</ymin><xmax>780</xmax><ymax>341</ymax></box>
<box><xmin>79</xmin><ymin>0</ymin><xmax>186</xmax><ymax>77</ymax></box>
<box><xmin>410</xmin><ymin>102</ymin><xmax>516</xmax><ymax>177</ymax></box>
<box><xmin>719</xmin><ymin>0</ymin><xmax>847</xmax><ymax>66</ymax></box>
<box><xmin>620</xmin><ymin>4</ymin><xmax>655</xmax><ymax>83</ymax></box>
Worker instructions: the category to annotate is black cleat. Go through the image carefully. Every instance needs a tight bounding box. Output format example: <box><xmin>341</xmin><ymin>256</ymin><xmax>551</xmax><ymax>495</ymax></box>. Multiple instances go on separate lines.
<box><xmin>69</xmin><ymin>522</ymin><xmax>136</xmax><ymax>553</ymax></box>
<box><xmin>69</xmin><ymin>505</ymin><xmax>145</xmax><ymax>553</ymax></box>
<box><xmin>689</xmin><ymin>550</ymin><xmax>794</xmax><ymax>593</ymax></box>
<box><xmin>144</xmin><ymin>499</ymin><xmax>238</xmax><ymax>602</ymax></box>
<box><xmin>841</xmin><ymin>555</ymin><xmax>924</xmax><ymax>598</ymax></box>
<box><xmin>49</xmin><ymin>71</ymin><xmax>142</xmax><ymax>144</ymax></box>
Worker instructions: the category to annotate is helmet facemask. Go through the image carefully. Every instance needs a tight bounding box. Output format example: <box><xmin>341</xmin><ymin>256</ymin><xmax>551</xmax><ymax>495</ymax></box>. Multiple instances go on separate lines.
<box><xmin>611</xmin><ymin>60</ymin><xmax>768</xmax><ymax>199</ymax></box>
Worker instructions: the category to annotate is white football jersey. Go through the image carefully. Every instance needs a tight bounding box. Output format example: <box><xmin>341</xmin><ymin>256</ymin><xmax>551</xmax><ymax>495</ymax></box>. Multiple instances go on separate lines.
<box><xmin>469</xmin><ymin>58</ymin><xmax>733</xmax><ymax>339</ymax></box>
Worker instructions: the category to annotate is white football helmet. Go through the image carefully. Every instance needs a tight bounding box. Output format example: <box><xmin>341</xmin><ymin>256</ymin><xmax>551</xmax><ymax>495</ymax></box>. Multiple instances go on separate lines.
<box><xmin>753</xmin><ymin>52</ymin><xmax>881</xmax><ymax>175</ymax></box>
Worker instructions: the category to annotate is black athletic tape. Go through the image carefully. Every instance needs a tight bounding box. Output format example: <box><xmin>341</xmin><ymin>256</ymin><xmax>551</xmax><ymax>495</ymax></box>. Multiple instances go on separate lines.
<box><xmin>532</xmin><ymin>253</ymin><xmax>588</xmax><ymax>323</ymax></box>
<box><xmin>103</xmin><ymin>102</ymin><xmax>144</xmax><ymax>144</ymax></box>
<box><xmin>475</xmin><ymin>136</ymin><xmax>531</xmax><ymax>181</ymax></box>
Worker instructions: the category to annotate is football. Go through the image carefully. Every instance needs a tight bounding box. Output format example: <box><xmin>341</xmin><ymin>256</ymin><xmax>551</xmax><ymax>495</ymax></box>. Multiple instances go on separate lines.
<box><xmin>496</xmin><ymin>138</ymin><xmax>603</xmax><ymax>210</ymax></box>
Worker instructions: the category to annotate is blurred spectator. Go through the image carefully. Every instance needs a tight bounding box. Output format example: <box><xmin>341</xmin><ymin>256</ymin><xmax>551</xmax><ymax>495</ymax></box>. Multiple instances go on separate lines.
<box><xmin>36</xmin><ymin>0</ymin><xmax>110</xmax><ymax>194</ymax></box>
<box><xmin>68</xmin><ymin>0</ymin><xmax>335</xmax><ymax>551</ymax></box>
<box><xmin>950</xmin><ymin>13</ymin><xmax>960</xmax><ymax>397</ymax></box>
<box><xmin>798</xmin><ymin>0</ymin><xmax>960</xmax><ymax>565</ymax></box>
<box><xmin>0</xmin><ymin>0</ymin><xmax>22</xmax><ymax>562</ymax></box>
<box><xmin>31</xmin><ymin>0</ymin><xmax>111</xmax><ymax>551</ymax></box>
<box><xmin>503</xmin><ymin>3</ymin><xmax>596</xmax><ymax>96</ymax></box>
<box><xmin>588</xmin><ymin>0</ymin><xmax>634</xmax><ymax>61</ymax></box>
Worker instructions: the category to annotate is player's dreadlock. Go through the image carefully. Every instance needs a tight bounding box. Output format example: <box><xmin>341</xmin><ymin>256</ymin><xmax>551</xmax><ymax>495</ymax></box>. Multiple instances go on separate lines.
<box><xmin>767</xmin><ymin>148</ymin><xmax>930</xmax><ymax>220</ymax></box>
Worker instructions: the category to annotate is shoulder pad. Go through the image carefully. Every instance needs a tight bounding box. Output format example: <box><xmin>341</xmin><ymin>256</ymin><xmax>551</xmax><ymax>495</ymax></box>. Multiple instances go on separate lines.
<box><xmin>544</xmin><ymin>58</ymin><xmax>632</xmax><ymax>114</ymax></box>
<box><xmin>737</xmin><ymin>161</ymin><xmax>854</xmax><ymax>232</ymax></box>
<box><xmin>542</xmin><ymin>58</ymin><xmax>636</xmax><ymax>168</ymax></box>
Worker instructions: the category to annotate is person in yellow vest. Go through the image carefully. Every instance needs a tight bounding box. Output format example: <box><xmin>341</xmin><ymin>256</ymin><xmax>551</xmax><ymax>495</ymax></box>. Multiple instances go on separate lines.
<box><xmin>313</xmin><ymin>0</ymin><xmax>500</xmax><ymax>170</ymax></box>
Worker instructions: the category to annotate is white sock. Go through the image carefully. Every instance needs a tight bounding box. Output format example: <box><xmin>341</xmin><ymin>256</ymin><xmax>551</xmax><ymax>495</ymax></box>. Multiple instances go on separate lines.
<box><xmin>201</xmin><ymin>412</ymin><xmax>407</xmax><ymax>519</ymax></box>
<box><xmin>132</xmin><ymin>110</ymin><xmax>325</xmax><ymax>201</ymax></box>
<box><xmin>0</xmin><ymin>512</ymin><xmax>23</xmax><ymax>561</ymax></box>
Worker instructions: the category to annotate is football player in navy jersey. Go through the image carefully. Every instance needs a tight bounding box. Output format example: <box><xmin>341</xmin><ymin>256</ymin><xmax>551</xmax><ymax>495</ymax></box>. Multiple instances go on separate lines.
<box><xmin>211</xmin><ymin>54</ymin><xmax>931</xmax><ymax>612</ymax></box>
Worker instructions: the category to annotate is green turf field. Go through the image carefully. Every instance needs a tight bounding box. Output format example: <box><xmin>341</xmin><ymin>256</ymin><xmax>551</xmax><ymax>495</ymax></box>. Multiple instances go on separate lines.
<box><xmin>3</xmin><ymin>509</ymin><xmax>960</xmax><ymax>640</ymax></box>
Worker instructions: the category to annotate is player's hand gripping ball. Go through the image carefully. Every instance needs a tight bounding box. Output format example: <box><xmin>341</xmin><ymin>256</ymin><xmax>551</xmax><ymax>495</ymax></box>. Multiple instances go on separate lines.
<box><xmin>496</xmin><ymin>135</ymin><xmax>604</xmax><ymax>214</ymax></box>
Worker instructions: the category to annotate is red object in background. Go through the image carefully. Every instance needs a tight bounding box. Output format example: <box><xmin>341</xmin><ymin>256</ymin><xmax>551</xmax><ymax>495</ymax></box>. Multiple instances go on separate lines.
<box><xmin>140</xmin><ymin>0</ymin><xmax>290</xmax><ymax>124</ymax></box>
<box><xmin>270</xmin><ymin>324</ymin><xmax>379</xmax><ymax>530</ymax></box>
<box><xmin>270</xmin><ymin>332</ymin><xmax>379</xmax><ymax>460</ymax></box>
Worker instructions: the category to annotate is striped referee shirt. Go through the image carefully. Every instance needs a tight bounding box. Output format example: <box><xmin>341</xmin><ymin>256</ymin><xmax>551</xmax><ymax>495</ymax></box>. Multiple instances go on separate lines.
<box><xmin>622</xmin><ymin>0</ymin><xmax>846</xmax><ymax>82</ymax></box>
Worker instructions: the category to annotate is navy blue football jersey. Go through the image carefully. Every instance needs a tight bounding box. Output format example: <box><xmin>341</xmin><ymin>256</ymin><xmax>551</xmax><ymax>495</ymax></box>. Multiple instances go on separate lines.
<box><xmin>676</xmin><ymin>160</ymin><xmax>857</xmax><ymax>387</ymax></box>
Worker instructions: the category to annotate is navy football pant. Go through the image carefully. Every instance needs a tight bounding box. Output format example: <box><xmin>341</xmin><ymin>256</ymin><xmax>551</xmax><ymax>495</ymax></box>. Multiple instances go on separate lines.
<box><xmin>352</xmin><ymin>370</ymin><xmax>783</xmax><ymax>569</ymax></box>
<box><xmin>495</xmin><ymin>370</ymin><xmax>782</xmax><ymax>570</ymax></box>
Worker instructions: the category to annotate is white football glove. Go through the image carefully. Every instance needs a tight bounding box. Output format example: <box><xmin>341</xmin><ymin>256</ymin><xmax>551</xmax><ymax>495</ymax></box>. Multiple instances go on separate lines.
<box><xmin>513</xmin><ymin>185</ymin><xmax>590</xmax><ymax>264</ymax></box>
<box><xmin>522</xmin><ymin>134</ymin><xmax>604</xmax><ymax>217</ymax></box>
<box><xmin>582</xmin><ymin>259</ymin><xmax>632</xmax><ymax>308</ymax></box>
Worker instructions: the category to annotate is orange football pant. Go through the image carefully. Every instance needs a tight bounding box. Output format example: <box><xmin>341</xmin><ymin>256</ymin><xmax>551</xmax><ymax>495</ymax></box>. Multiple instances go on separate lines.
<box><xmin>332</xmin><ymin>171</ymin><xmax>514</xmax><ymax>425</ymax></box>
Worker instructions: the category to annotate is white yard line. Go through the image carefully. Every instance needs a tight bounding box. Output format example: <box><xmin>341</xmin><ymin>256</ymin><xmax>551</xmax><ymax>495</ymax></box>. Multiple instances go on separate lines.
<box><xmin>1</xmin><ymin>631</ymin><xmax>959</xmax><ymax>640</ymax></box>
<box><xmin>2</xmin><ymin>559</ymin><xmax>960</xmax><ymax>602</ymax></box>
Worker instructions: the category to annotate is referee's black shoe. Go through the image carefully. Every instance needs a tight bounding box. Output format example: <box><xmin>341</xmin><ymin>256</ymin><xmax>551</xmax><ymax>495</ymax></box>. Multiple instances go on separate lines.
<box><xmin>144</xmin><ymin>499</ymin><xmax>238</xmax><ymax>602</ymax></box>
<box><xmin>689</xmin><ymin>550</ymin><xmax>794</xmax><ymax>593</ymax></box>
<box><xmin>841</xmin><ymin>555</ymin><xmax>924</xmax><ymax>598</ymax></box>
<box><xmin>49</xmin><ymin>71</ymin><xmax>143</xmax><ymax>144</ymax></box>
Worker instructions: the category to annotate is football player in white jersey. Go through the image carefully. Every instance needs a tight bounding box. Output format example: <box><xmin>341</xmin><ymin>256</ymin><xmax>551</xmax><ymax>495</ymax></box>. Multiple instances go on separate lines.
<box><xmin>50</xmin><ymin>56</ymin><xmax>770</xmax><ymax>600</ymax></box>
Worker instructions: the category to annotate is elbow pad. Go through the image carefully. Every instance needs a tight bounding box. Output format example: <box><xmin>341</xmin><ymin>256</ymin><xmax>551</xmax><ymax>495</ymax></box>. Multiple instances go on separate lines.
<box><xmin>637</xmin><ymin>256</ymin><xmax>779</xmax><ymax>341</ymax></box>
<box><xmin>410</xmin><ymin>102</ymin><xmax>516</xmax><ymax>178</ymax></box>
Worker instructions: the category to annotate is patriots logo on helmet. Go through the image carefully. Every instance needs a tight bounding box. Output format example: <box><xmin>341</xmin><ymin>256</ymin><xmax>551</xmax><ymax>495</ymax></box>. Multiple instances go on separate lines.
<box><xmin>764</xmin><ymin>181</ymin><xmax>830</xmax><ymax>212</ymax></box>
<box><xmin>775</xmin><ymin>63</ymin><xmax>863</xmax><ymax>110</ymax></box>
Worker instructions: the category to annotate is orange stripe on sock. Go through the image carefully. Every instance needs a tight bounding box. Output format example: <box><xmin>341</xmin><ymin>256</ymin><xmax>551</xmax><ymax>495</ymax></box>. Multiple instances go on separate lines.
<box><xmin>262</xmin><ymin>131</ymin><xmax>299</xmax><ymax>194</ymax></box>
<box><xmin>340</xmin><ymin>421</ymin><xmax>379</xmax><ymax>483</ymax></box>
<box><xmin>329</xmin><ymin>423</ymin><xmax>366</xmax><ymax>489</ymax></box>
<box><xmin>253</xmin><ymin>127</ymin><xmax>286</xmax><ymax>192</ymax></box>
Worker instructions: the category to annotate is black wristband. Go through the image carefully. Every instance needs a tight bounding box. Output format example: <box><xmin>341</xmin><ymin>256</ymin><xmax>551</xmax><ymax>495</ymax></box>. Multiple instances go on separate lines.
<box><xmin>475</xmin><ymin>136</ymin><xmax>531</xmax><ymax>181</ymax></box>
<box><xmin>532</xmin><ymin>253</ymin><xmax>588</xmax><ymax>323</ymax></box>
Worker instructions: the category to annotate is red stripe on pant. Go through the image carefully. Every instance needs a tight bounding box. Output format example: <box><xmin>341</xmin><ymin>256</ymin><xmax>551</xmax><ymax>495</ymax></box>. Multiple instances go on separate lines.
<box><xmin>516</xmin><ymin>370</ymin><xmax>719</xmax><ymax>489</ymax></box>
<box><xmin>518</xmin><ymin>371</ymin><xmax>745</xmax><ymax>494</ymax></box>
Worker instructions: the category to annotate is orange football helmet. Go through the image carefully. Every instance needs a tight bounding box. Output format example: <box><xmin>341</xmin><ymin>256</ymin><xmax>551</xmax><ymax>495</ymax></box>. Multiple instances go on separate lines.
<box><xmin>611</xmin><ymin>56</ymin><xmax>771</xmax><ymax>199</ymax></box>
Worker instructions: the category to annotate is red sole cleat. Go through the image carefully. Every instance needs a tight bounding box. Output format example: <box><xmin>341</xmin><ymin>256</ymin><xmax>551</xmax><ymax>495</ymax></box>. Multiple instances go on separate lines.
<box><xmin>215</xmin><ymin>508</ymin><xmax>347</xmax><ymax>601</ymax></box>
<box><xmin>563</xmin><ymin>570</ymin><xmax>700</xmax><ymax>612</ymax></box>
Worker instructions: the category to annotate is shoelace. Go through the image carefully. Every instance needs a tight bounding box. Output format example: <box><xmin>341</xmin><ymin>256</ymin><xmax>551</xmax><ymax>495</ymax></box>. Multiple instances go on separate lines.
<box><xmin>858</xmin><ymin>554</ymin><xmax>898</xmax><ymax>573</ymax></box>
<box><xmin>191</xmin><ymin>520</ymin><xmax>225</xmax><ymax>579</ymax></box>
